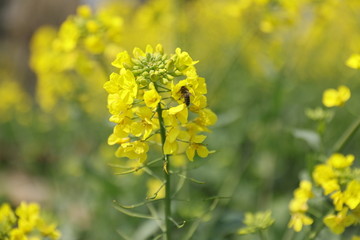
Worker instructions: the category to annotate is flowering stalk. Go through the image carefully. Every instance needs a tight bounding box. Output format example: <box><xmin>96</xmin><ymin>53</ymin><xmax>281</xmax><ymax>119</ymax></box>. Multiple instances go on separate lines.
<box><xmin>103</xmin><ymin>44</ymin><xmax>217</xmax><ymax>238</ymax></box>
<box><xmin>156</xmin><ymin>100</ymin><xmax>172</xmax><ymax>240</ymax></box>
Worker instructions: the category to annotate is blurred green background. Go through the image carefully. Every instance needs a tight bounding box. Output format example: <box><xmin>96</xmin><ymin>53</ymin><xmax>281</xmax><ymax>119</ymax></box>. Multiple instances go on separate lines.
<box><xmin>1</xmin><ymin>0</ymin><xmax>360</xmax><ymax>239</ymax></box>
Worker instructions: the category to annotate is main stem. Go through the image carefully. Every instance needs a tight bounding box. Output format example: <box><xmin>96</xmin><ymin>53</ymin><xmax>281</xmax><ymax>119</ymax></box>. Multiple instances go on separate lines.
<box><xmin>156</xmin><ymin>101</ymin><xmax>171</xmax><ymax>240</ymax></box>
<box><xmin>332</xmin><ymin>115</ymin><xmax>360</xmax><ymax>153</ymax></box>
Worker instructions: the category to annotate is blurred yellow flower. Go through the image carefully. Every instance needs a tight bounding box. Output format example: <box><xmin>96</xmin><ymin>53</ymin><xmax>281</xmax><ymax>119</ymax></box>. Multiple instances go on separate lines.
<box><xmin>322</xmin><ymin>85</ymin><xmax>351</xmax><ymax>107</ymax></box>
<box><xmin>147</xmin><ymin>179</ymin><xmax>165</xmax><ymax>199</ymax></box>
<box><xmin>288</xmin><ymin>180</ymin><xmax>314</xmax><ymax>232</ymax></box>
<box><xmin>16</xmin><ymin>202</ymin><xmax>40</xmax><ymax>233</ymax></box>
<box><xmin>238</xmin><ymin>210</ymin><xmax>275</xmax><ymax>234</ymax></box>
<box><xmin>328</xmin><ymin>153</ymin><xmax>355</xmax><ymax>169</ymax></box>
<box><xmin>0</xmin><ymin>80</ymin><xmax>31</xmax><ymax>124</ymax></box>
<box><xmin>288</xmin><ymin>212</ymin><xmax>313</xmax><ymax>232</ymax></box>
<box><xmin>0</xmin><ymin>202</ymin><xmax>60</xmax><ymax>240</ymax></box>
<box><xmin>346</xmin><ymin>54</ymin><xmax>360</xmax><ymax>69</ymax></box>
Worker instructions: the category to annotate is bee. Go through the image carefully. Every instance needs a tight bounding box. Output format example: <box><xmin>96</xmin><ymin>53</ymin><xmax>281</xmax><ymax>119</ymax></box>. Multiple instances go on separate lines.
<box><xmin>179</xmin><ymin>86</ymin><xmax>191</xmax><ymax>107</ymax></box>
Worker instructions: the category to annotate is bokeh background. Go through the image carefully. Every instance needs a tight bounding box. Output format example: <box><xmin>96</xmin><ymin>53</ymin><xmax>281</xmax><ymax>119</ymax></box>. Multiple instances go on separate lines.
<box><xmin>1</xmin><ymin>0</ymin><xmax>360</xmax><ymax>239</ymax></box>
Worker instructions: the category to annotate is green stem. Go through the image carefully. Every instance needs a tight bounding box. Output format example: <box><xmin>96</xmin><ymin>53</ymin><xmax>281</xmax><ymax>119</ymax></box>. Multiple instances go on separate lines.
<box><xmin>305</xmin><ymin>220</ymin><xmax>324</xmax><ymax>240</ymax></box>
<box><xmin>258</xmin><ymin>230</ymin><xmax>267</xmax><ymax>240</ymax></box>
<box><xmin>156</xmin><ymin>98</ymin><xmax>171</xmax><ymax>240</ymax></box>
<box><xmin>332</xmin><ymin>115</ymin><xmax>360</xmax><ymax>153</ymax></box>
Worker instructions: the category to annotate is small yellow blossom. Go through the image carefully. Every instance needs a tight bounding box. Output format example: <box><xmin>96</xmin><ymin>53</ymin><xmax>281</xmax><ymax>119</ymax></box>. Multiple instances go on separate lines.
<box><xmin>77</xmin><ymin>5</ymin><xmax>92</xmax><ymax>18</ymax></box>
<box><xmin>288</xmin><ymin>212</ymin><xmax>313</xmax><ymax>232</ymax></box>
<box><xmin>288</xmin><ymin>180</ymin><xmax>314</xmax><ymax>232</ymax></box>
<box><xmin>312</xmin><ymin>164</ymin><xmax>338</xmax><ymax>195</ymax></box>
<box><xmin>328</xmin><ymin>153</ymin><xmax>355</xmax><ymax>169</ymax></box>
<box><xmin>16</xmin><ymin>202</ymin><xmax>40</xmax><ymax>233</ymax></box>
<box><xmin>165</xmin><ymin>104</ymin><xmax>188</xmax><ymax>125</ymax></box>
<box><xmin>323</xmin><ymin>208</ymin><xmax>356</xmax><ymax>234</ymax></box>
<box><xmin>343</xmin><ymin>180</ymin><xmax>360</xmax><ymax>209</ymax></box>
<box><xmin>115</xmin><ymin>141</ymin><xmax>149</xmax><ymax>162</ymax></box>
<box><xmin>186</xmin><ymin>135</ymin><xmax>209</xmax><ymax>161</ymax></box>
<box><xmin>294</xmin><ymin>180</ymin><xmax>314</xmax><ymax>200</ymax></box>
<box><xmin>331</xmin><ymin>191</ymin><xmax>345</xmax><ymax>211</ymax></box>
<box><xmin>108</xmin><ymin>125</ymin><xmax>130</xmax><ymax>145</ymax></box>
<box><xmin>346</xmin><ymin>54</ymin><xmax>360</xmax><ymax>69</ymax></box>
<box><xmin>112</xmin><ymin>51</ymin><xmax>132</xmax><ymax>69</ymax></box>
<box><xmin>9</xmin><ymin>228</ymin><xmax>26</xmax><ymax>240</ymax></box>
<box><xmin>0</xmin><ymin>203</ymin><xmax>16</xmax><ymax>235</ymax></box>
<box><xmin>143</xmin><ymin>83</ymin><xmax>162</xmax><ymax>109</ymax></box>
<box><xmin>131</xmin><ymin>107</ymin><xmax>159</xmax><ymax>140</ymax></box>
<box><xmin>322</xmin><ymin>85</ymin><xmax>351</xmax><ymax>107</ymax></box>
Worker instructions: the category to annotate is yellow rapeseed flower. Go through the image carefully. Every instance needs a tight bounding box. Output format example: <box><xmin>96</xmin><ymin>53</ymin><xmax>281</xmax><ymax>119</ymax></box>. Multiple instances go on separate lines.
<box><xmin>143</xmin><ymin>83</ymin><xmax>162</xmax><ymax>109</ymax></box>
<box><xmin>323</xmin><ymin>208</ymin><xmax>356</xmax><ymax>234</ymax></box>
<box><xmin>288</xmin><ymin>212</ymin><xmax>313</xmax><ymax>232</ymax></box>
<box><xmin>0</xmin><ymin>202</ymin><xmax>60</xmax><ymax>240</ymax></box>
<box><xmin>346</xmin><ymin>54</ymin><xmax>360</xmax><ymax>69</ymax></box>
<box><xmin>322</xmin><ymin>85</ymin><xmax>351</xmax><ymax>107</ymax></box>
<box><xmin>328</xmin><ymin>153</ymin><xmax>355</xmax><ymax>169</ymax></box>
<box><xmin>343</xmin><ymin>180</ymin><xmax>360</xmax><ymax>209</ymax></box>
<box><xmin>288</xmin><ymin>180</ymin><xmax>314</xmax><ymax>232</ymax></box>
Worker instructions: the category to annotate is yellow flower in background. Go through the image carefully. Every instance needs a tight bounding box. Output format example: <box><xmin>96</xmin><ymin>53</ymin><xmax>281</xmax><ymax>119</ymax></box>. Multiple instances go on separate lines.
<box><xmin>288</xmin><ymin>180</ymin><xmax>314</xmax><ymax>232</ymax></box>
<box><xmin>16</xmin><ymin>202</ymin><xmax>40</xmax><ymax>233</ymax></box>
<box><xmin>147</xmin><ymin>179</ymin><xmax>165</xmax><ymax>199</ymax></box>
<box><xmin>328</xmin><ymin>153</ymin><xmax>355</xmax><ymax>169</ymax></box>
<box><xmin>0</xmin><ymin>203</ymin><xmax>16</xmax><ymax>236</ymax></box>
<box><xmin>288</xmin><ymin>212</ymin><xmax>313</xmax><ymax>232</ymax></box>
<box><xmin>323</xmin><ymin>208</ymin><xmax>356</xmax><ymax>234</ymax></box>
<box><xmin>346</xmin><ymin>54</ymin><xmax>360</xmax><ymax>69</ymax></box>
<box><xmin>238</xmin><ymin>210</ymin><xmax>275</xmax><ymax>234</ymax></box>
<box><xmin>312</xmin><ymin>164</ymin><xmax>338</xmax><ymax>195</ymax></box>
<box><xmin>322</xmin><ymin>85</ymin><xmax>351</xmax><ymax>107</ymax></box>
<box><xmin>0</xmin><ymin>202</ymin><xmax>60</xmax><ymax>240</ymax></box>
<box><xmin>0</xmin><ymin>79</ymin><xmax>31</xmax><ymax>124</ymax></box>
<box><xmin>294</xmin><ymin>180</ymin><xmax>314</xmax><ymax>200</ymax></box>
<box><xmin>30</xmin><ymin>4</ymin><xmax>125</xmax><ymax>120</ymax></box>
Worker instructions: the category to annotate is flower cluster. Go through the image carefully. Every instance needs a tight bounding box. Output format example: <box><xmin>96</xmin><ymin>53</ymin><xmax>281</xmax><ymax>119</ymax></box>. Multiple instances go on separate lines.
<box><xmin>288</xmin><ymin>153</ymin><xmax>360</xmax><ymax>234</ymax></box>
<box><xmin>0</xmin><ymin>202</ymin><xmax>61</xmax><ymax>240</ymax></box>
<box><xmin>313</xmin><ymin>153</ymin><xmax>360</xmax><ymax>234</ymax></box>
<box><xmin>104</xmin><ymin>44</ymin><xmax>217</xmax><ymax>163</ymax></box>
<box><xmin>30</xmin><ymin>5</ymin><xmax>123</xmax><ymax>116</ymax></box>
<box><xmin>0</xmin><ymin>79</ymin><xmax>31</xmax><ymax>124</ymax></box>
<box><xmin>288</xmin><ymin>180</ymin><xmax>314</xmax><ymax>232</ymax></box>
